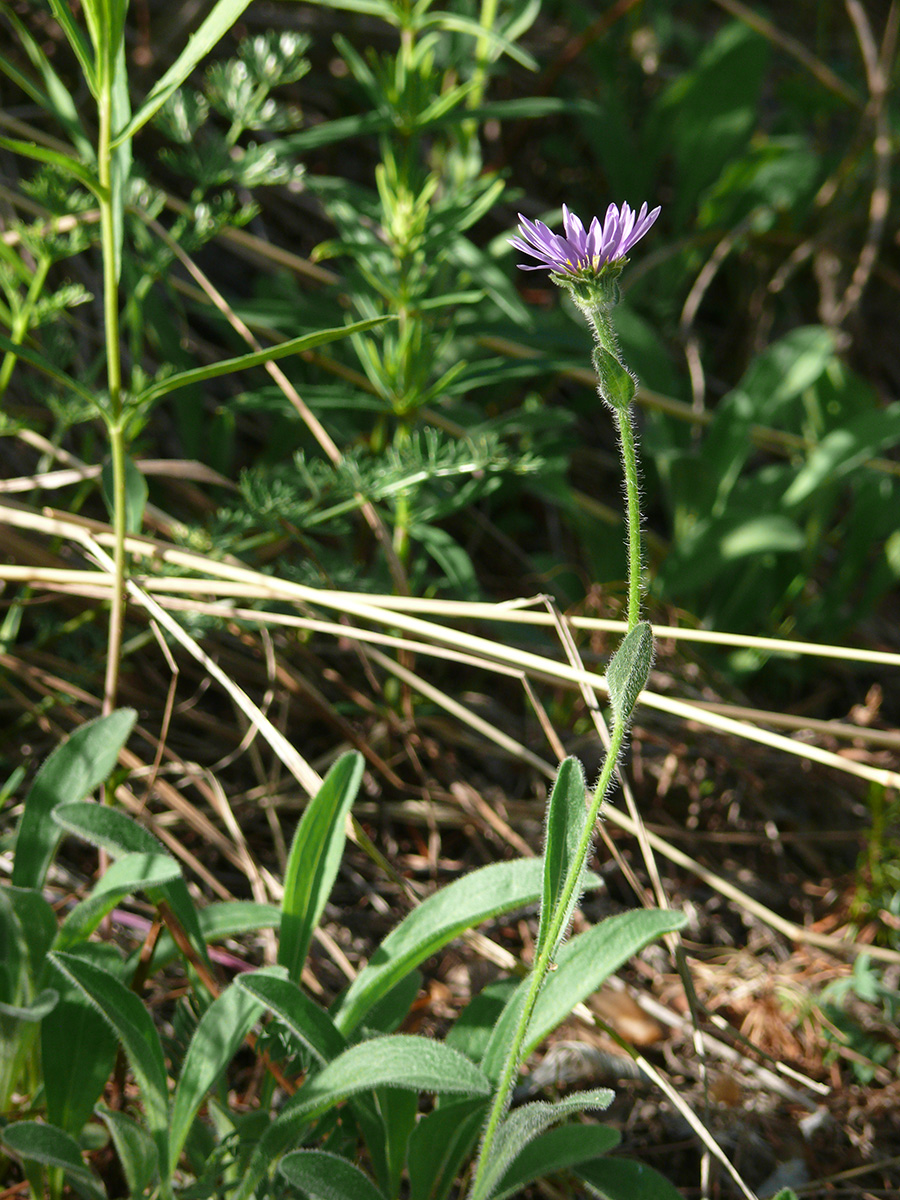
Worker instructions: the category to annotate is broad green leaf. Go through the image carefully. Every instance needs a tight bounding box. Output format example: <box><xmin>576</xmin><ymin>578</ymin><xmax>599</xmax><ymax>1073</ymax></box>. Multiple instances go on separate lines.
<box><xmin>471</xmin><ymin>1089</ymin><xmax>614</xmax><ymax>1200</ymax></box>
<box><xmin>168</xmin><ymin>967</ymin><xmax>285</xmax><ymax>1177</ymax></box>
<box><xmin>525</xmin><ymin>909</ymin><xmax>685</xmax><ymax>1060</ymax></box>
<box><xmin>235</xmin><ymin>1038</ymin><xmax>490</xmax><ymax>1200</ymax></box>
<box><xmin>47</xmin><ymin>951</ymin><xmax>170</xmax><ymax>1176</ymax></box>
<box><xmin>235</xmin><ymin>972</ymin><xmax>346</xmax><ymax>1065</ymax></box>
<box><xmin>577</xmin><ymin>1156</ymin><xmax>685</xmax><ymax>1200</ymax></box>
<box><xmin>494</xmin><ymin>1123</ymin><xmax>621</xmax><ymax>1200</ymax></box>
<box><xmin>5</xmin><ymin>887</ymin><xmax>56</xmax><ymax>987</ymax></box>
<box><xmin>279</xmin><ymin>751</ymin><xmax>364</xmax><ymax>983</ymax></box>
<box><xmin>606</xmin><ymin>623</ymin><xmax>654</xmax><ymax>725</ymax></box>
<box><xmin>783</xmin><ymin>402</ymin><xmax>900</xmax><ymax>507</ymax></box>
<box><xmin>138</xmin><ymin>316</ymin><xmax>394</xmax><ymax>406</ymax></box>
<box><xmin>280</xmin><ymin>1150</ymin><xmax>385</xmax><ymax>1200</ymax></box>
<box><xmin>407</xmin><ymin>1097</ymin><xmax>487</xmax><ymax>1200</ymax></box>
<box><xmin>12</xmin><ymin>709</ymin><xmax>136</xmax><ymax>890</ymax></box>
<box><xmin>482</xmin><ymin>909</ymin><xmax>685</xmax><ymax>1082</ymax></box>
<box><xmin>115</xmin><ymin>0</ymin><xmax>255</xmax><ymax>143</ymax></box>
<box><xmin>718</xmin><ymin>515</ymin><xmax>804</xmax><ymax>559</ymax></box>
<box><xmin>53</xmin><ymin>853</ymin><xmax>181</xmax><ymax>952</ymax></box>
<box><xmin>333</xmin><ymin>858</ymin><xmax>545</xmax><ymax>1035</ymax></box>
<box><xmin>1</xmin><ymin>1120</ymin><xmax>103</xmax><ymax>1198</ymax></box>
<box><xmin>43</xmin><ymin>977</ymin><xmax>118</xmax><ymax>1136</ymax></box>
<box><xmin>536</xmin><ymin>757</ymin><xmax>588</xmax><ymax>963</ymax></box>
<box><xmin>0</xmin><ymin>330</ymin><xmax>99</xmax><ymax>407</ymax></box>
<box><xmin>96</xmin><ymin>1104</ymin><xmax>159</xmax><ymax>1198</ymax></box>
<box><xmin>101</xmin><ymin>454</ymin><xmax>147</xmax><ymax>534</ymax></box>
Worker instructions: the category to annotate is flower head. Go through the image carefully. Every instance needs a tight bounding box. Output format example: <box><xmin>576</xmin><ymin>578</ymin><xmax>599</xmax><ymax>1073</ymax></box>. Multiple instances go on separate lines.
<box><xmin>511</xmin><ymin>201</ymin><xmax>660</xmax><ymax>277</ymax></box>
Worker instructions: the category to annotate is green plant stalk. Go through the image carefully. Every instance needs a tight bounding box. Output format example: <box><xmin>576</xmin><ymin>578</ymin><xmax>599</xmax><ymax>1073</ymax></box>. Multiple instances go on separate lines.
<box><xmin>470</xmin><ymin>281</ymin><xmax>646</xmax><ymax>1196</ymax></box>
<box><xmin>96</xmin><ymin>75</ymin><xmax>127</xmax><ymax>720</ymax></box>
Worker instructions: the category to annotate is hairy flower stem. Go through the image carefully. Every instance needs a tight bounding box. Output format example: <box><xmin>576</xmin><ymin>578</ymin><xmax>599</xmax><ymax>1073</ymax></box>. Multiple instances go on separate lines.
<box><xmin>97</xmin><ymin>81</ymin><xmax>127</xmax><ymax>723</ymax></box>
<box><xmin>470</xmin><ymin>287</ymin><xmax>648</xmax><ymax>1199</ymax></box>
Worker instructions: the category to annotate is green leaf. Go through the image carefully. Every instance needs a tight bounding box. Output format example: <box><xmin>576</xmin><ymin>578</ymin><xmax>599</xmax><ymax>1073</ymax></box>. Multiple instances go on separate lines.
<box><xmin>718</xmin><ymin>515</ymin><xmax>805</xmax><ymax>559</ymax></box>
<box><xmin>45</xmin><ymin>0</ymin><xmax>98</xmax><ymax>94</ymax></box>
<box><xmin>470</xmin><ymin>1089</ymin><xmax>614</xmax><ymax>1200</ymax></box>
<box><xmin>577</xmin><ymin>1156</ymin><xmax>685</xmax><ymax>1200</ymax></box>
<box><xmin>12</xmin><ymin>709</ymin><xmax>136</xmax><ymax>890</ymax></box>
<box><xmin>1</xmin><ymin>1120</ymin><xmax>103</xmax><ymax>1199</ymax></box>
<box><xmin>96</xmin><ymin>1104</ymin><xmax>159</xmax><ymax>1198</ymax></box>
<box><xmin>783</xmin><ymin>401</ymin><xmax>900</xmax><ymax>507</ymax></box>
<box><xmin>133</xmin><ymin>899</ymin><xmax>281</xmax><ymax>974</ymax></box>
<box><xmin>47</xmin><ymin>951</ymin><xmax>170</xmax><ymax>1179</ymax></box>
<box><xmin>280</xmin><ymin>1150</ymin><xmax>386</xmax><ymax>1200</ymax></box>
<box><xmin>6</xmin><ymin>887</ymin><xmax>57</xmax><ymax>982</ymax></box>
<box><xmin>101</xmin><ymin>454</ymin><xmax>148</xmax><ymax>534</ymax></box>
<box><xmin>332</xmin><ymin>858</ymin><xmax>545</xmax><ymax>1035</ymax></box>
<box><xmin>279</xmin><ymin>751</ymin><xmax>364</xmax><ymax>984</ymax></box>
<box><xmin>536</xmin><ymin>757</ymin><xmax>588</xmax><ymax>963</ymax></box>
<box><xmin>494</xmin><ymin>1123</ymin><xmax>621</xmax><ymax>1200</ymax></box>
<box><xmin>138</xmin><ymin>315</ymin><xmax>394</xmax><ymax>406</ymax></box>
<box><xmin>606</xmin><ymin>622</ymin><xmax>654</xmax><ymax>725</ymax></box>
<box><xmin>0</xmin><ymin>988</ymin><xmax>58</xmax><ymax>1022</ymax></box>
<box><xmin>0</xmin><ymin>134</ymin><xmax>98</xmax><ymax>193</ymax></box>
<box><xmin>168</xmin><ymin>967</ymin><xmax>285</xmax><ymax>1177</ymax></box>
<box><xmin>109</xmin><ymin>37</ymin><xmax>132</xmax><ymax>281</ymax></box>
<box><xmin>482</xmin><ymin>910</ymin><xmax>685</xmax><ymax>1081</ymax></box>
<box><xmin>236</xmin><ymin>1038</ymin><xmax>490</xmax><ymax>1200</ymax></box>
<box><xmin>53</xmin><ymin>852</ymin><xmax>181</xmax><ymax>951</ymax></box>
<box><xmin>235</xmin><ymin>971</ymin><xmax>346</xmax><ymax>1065</ymax></box>
<box><xmin>0</xmin><ymin>330</ymin><xmax>99</xmax><ymax>407</ymax></box>
<box><xmin>115</xmin><ymin>0</ymin><xmax>256</xmax><ymax>143</ymax></box>
<box><xmin>407</xmin><ymin>1097</ymin><xmax>487</xmax><ymax>1200</ymax></box>
<box><xmin>42</xmin><ymin>973</ymin><xmax>118</xmax><ymax>1136</ymax></box>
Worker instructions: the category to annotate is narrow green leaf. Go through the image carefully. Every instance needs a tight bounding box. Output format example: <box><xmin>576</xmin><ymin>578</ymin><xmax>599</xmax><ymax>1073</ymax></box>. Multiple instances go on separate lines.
<box><xmin>45</xmin><ymin>0</ymin><xmax>98</xmax><ymax>93</ymax></box>
<box><xmin>0</xmin><ymin>988</ymin><xmax>58</xmax><ymax>1022</ymax></box>
<box><xmin>168</xmin><ymin>966</ymin><xmax>285</xmax><ymax>1176</ymax></box>
<box><xmin>535</xmin><ymin>757</ymin><xmax>587</xmax><ymax>962</ymax></box>
<box><xmin>783</xmin><ymin>401</ymin><xmax>900</xmax><ymax>507</ymax></box>
<box><xmin>0</xmin><ymin>134</ymin><xmax>98</xmax><ymax>192</ymax></box>
<box><xmin>138</xmin><ymin>316</ymin><xmax>395</xmax><ymax>406</ymax></box>
<box><xmin>494</xmin><ymin>1123</ymin><xmax>621</xmax><ymax>1200</ymax></box>
<box><xmin>109</xmin><ymin>38</ymin><xmax>132</xmax><ymax>282</ymax></box>
<box><xmin>0</xmin><ymin>330</ymin><xmax>99</xmax><ymax>406</ymax></box>
<box><xmin>6</xmin><ymin>887</ymin><xmax>57</xmax><ymax>983</ymax></box>
<box><xmin>96</xmin><ymin>1104</ymin><xmax>159</xmax><ymax>1198</ymax></box>
<box><xmin>471</xmin><ymin>1089</ymin><xmax>614</xmax><ymax>1200</ymax></box>
<box><xmin>53</xmin><ymin>853</ymin><xmax>181</xmax><ymax>952</ymax></box>
<box><xmin>279</xmin><ymin>1150</ymin><xmax>386</xmax><ymax>1200</ymax></box>
<box><xmin>47</xmin><ymin>951</ymin><xmax>170</xmax><ymax>1176</ymax></box>
<box><xmin>235</xmin><ymin>972</ymin><xmax>346</xmax><ymax>1065</ymax></box>
<box><xmin>12</xmin><ymin>709</ymin><xmax>136</xmax><ymax>890</ymax></box>
<box><xmin>279</xmin><ymin>751</ymin><xmax>364</xmax><ymax>984</ymax></box>
<box><xmin>577</xmin><ymin>1156</ymin><xmax>686</xmax><ymax>1200</ymax></box>
<box><xmin>333</xmin><ymin>858</ymin><xmax>544</xmax><ymax>1035</ymax></box>
<box><xmin>606</xmin><ymin>622</ymin><xmax>654</xmax><ymax>725</ymax></box>
<box><xmin>0</xmin><ymin>1121</ymin><xmax>102</xmax><ymax>1197</ymax></box>
<box><xmin>115</xmin><ymin>0</ymin><xmax>255</xmax><ymax>143</ymax></box>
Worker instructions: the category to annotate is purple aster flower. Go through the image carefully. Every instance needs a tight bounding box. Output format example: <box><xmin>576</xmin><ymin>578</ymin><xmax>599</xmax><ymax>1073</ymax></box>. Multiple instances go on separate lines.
<box><xmin>511</xmin><ymin>201</ymin><xmax>661</xmax><ymax>275</ymax></box>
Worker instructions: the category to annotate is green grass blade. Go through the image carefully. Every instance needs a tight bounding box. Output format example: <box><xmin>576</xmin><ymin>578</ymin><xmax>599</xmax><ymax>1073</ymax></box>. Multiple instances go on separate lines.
<box><xmin>138</xmin><ymin>315</ymin><xmax>394</xmax><ymax>406</ymax></box>
<box><xmin>114</xmin><ymin>0</ymin><xmax>255</xmax><ymax>143</ymax></box>
<box><xmin>278</xmin><ymin>750</ymin><xmax>364</xmax><ymax>983</ymax></box>
<box><xmin>12</xmin><ymin>709</ymin><xmax>136</xmax><ymax>890</ymax></box>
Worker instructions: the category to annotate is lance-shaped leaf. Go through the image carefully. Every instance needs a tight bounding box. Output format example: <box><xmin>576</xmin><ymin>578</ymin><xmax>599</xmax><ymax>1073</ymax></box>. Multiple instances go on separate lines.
<box><xmin>494</xmin><ymin>1123</ymin><xmax>621</xmax><ymax>1200</ymax></box>
<box><xmin>280</xmin><ymin>1150</ymin><xmax>386</xmax><ymax>1200</ymax></box>
<box><xmin>606</xmin><ymin>622</ymin><xmax>654</xmax><ymax>725</ymax></box>
<box><xmin>235</xmin><ymin>972</ymin><xmax>346</xmax><ymax>1065</ymax></box>
<box><xmin>53</xmin><ymin>853</ymin><xmax>181</xmax><ymax>952</ymax></box>
<box><xmin>577</xmin><ymin>1155</ymin><xmax>686</xmax><ymax>1200</ymax></box>
<box><xmin>1</xmin><ymin>1120</ymin><xmax>104</xmax><ymax>1200</ymax></box>
<box><xmin>13</xmin><ymin>709</ymin><xmax>136</xmax><ymax>890</ymax></box>
<box><xmin>535</xmin><ymin>757</ymin><xmax>588</xmax><ymax>963</ymax></box>
<box><xmin>279</xmin><ymin>751</ymin><xmax>363</xmax><ymax>984</ymax></box>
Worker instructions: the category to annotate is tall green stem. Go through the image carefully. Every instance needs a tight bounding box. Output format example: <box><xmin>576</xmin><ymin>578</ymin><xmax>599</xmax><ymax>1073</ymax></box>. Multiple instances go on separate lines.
<box><xmin>97</xmin><ymin>80</ymin><xmax>127</xmax><ymax>718</ymax></box>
